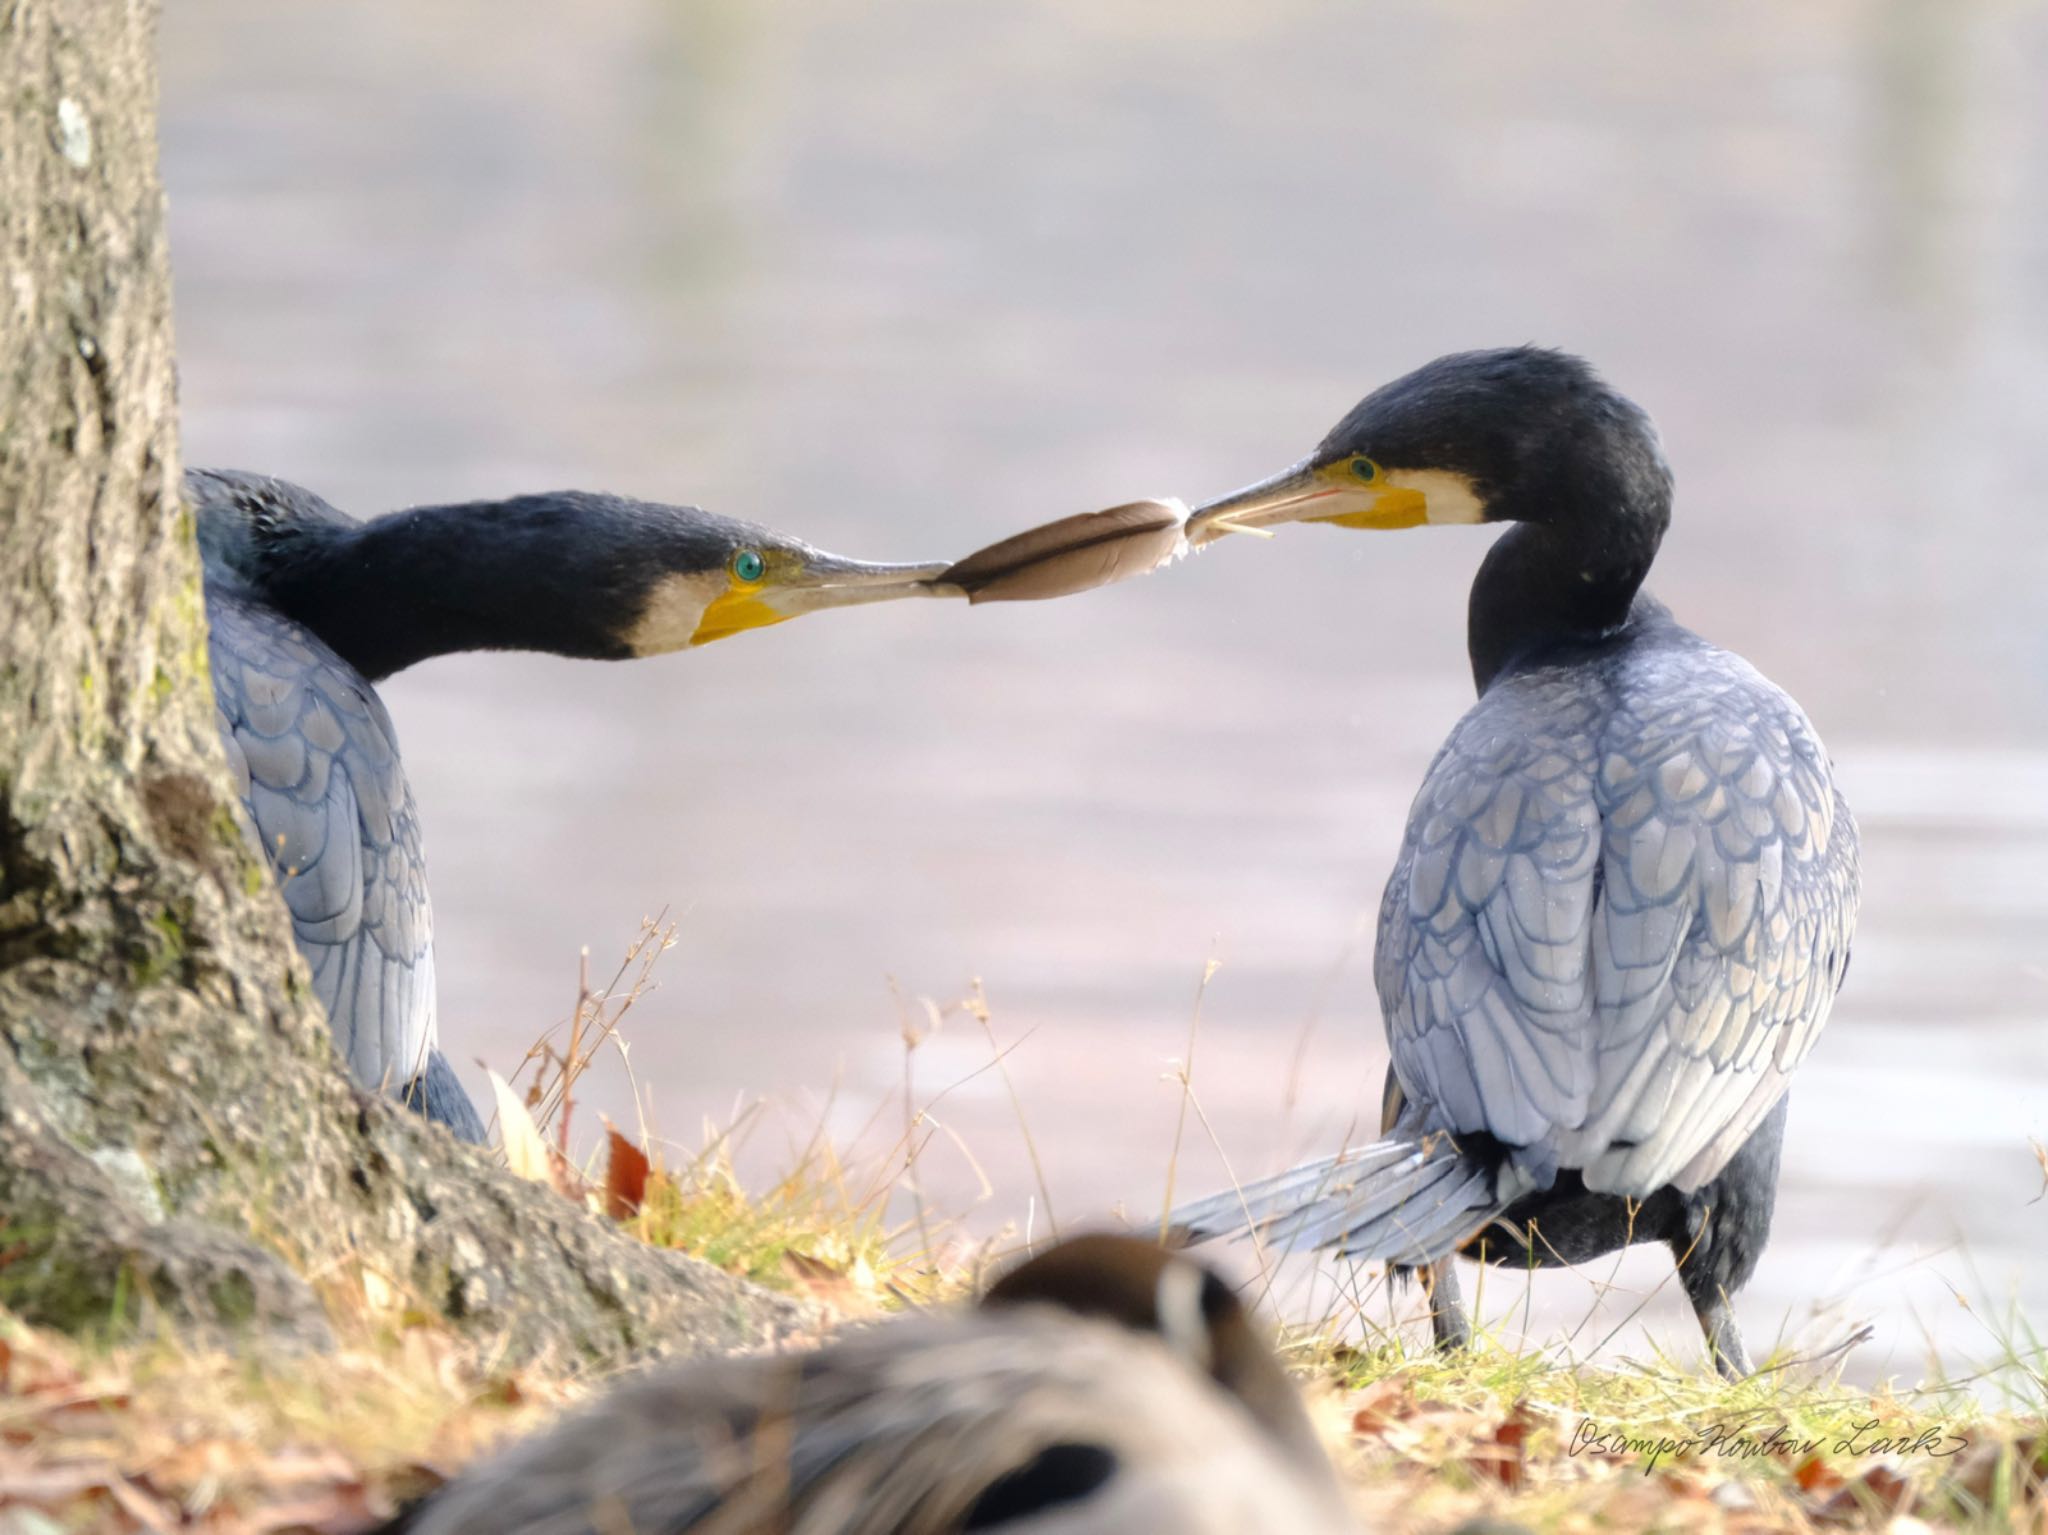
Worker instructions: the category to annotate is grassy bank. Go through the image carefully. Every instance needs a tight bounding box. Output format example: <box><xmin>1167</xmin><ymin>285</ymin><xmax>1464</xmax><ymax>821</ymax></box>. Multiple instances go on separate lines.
<box><xmin>5</xmin><ymin>1122</ymin><xmax>2040</xmax><ymax>1534</ymax></box>
<box><xmin>4</xmin><ymin>939</ymin><xmax>2042</xmax><ymax>1532</ymax></box>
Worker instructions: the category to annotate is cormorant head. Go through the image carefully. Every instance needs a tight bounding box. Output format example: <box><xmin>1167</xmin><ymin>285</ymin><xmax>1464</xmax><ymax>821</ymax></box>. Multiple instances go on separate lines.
<box><xmin>616</xmin><ymin>502</ymin><xmax>959</xmax><ymax>650</ymax></box>
<box><xmin>979</xmin><ymin>1233</ymin><xmax>1330</xmax><ymax>1476</ymax></box>
<box><xmin>1183</xmin><ymin>347</ymin><xmax>1672</xmax><ymax>548</ymax></box>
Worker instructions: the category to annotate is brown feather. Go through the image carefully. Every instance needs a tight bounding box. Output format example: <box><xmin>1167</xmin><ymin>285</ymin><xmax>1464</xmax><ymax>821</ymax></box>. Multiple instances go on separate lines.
<box><xmin>941</xmin><ymin>499</ymin><xmax>1188</xmax><ymax>603</ymax></box>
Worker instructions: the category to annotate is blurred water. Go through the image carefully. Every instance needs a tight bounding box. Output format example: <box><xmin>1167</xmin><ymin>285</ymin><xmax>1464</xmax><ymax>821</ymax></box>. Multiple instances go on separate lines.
<box><xmin>161</xmin><ymin>0</ymin><xmax>2048</xmax><ymax>1385</ymax></box>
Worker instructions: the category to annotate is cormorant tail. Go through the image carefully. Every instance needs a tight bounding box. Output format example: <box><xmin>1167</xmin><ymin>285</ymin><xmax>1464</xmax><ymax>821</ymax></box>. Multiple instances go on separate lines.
<box><xmin>1169</xmin><ymin>1132</ymin><xmax>1504</xmax><ymax>1267</ymax></box>
<box><xmin>402</xmin><ymin>1051</ymin><xmax>488</xmax><ymax>1145</ymax></box>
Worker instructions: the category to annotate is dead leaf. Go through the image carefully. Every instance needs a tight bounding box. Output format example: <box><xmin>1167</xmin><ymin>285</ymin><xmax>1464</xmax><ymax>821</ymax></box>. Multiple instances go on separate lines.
<box><xmin>1813</xmin><ymin>1462</ymin><xmax>1915</xmax><ymax>1526</ymax></box>
<box><xmin>1658</xmin><ymin>1469</ymin><xmax>1708</xmax><ymax>1499</ymax></box>
<box><xmin>238</xmin><ymin>1481</ymin><xmax>384</xmax><ymax>1535</ymax></box>
<box><xmin>603</xmin><ymin>1125</ymin><xmax>651</xmax><ymax>1220</ymax></box>
<box><xmin>1345</xmin><ymin>1377</ymin><xmax>1413</xmax><ymax>1438</ymax></box>
<box><xmin>780</xmin><ymin>1250</ymin><xmax>878</xmax><ymax>1321</ymax></box>
<box><xmin>0</xmin><ymin>1454</ymin><xmax>122</xmax><ymax>1502</ymax></box>
<box><xmin>1951</xmin><ymin>1434</ymin><xmax>2045</xmax><ymax>1507</ymax></box>
<box><xmin>1793</xmin><ymin>1454</ymin><xmax>1846</xmax><ymax>1498</ymax></box>
<box><xmin>1466</xmin><ymin>1402</ymin><xmax>1538</xmax><ymax>1489</ymax></box>
<box><xmin>487</xmin><ymin>1069</ymin><xmax>551</xmax><ymax>1185</ymax></box>
<box><xmin>102</xmin><ymin>1473</ymin><xmax>176</xmax><ymax>1532</ymax></box>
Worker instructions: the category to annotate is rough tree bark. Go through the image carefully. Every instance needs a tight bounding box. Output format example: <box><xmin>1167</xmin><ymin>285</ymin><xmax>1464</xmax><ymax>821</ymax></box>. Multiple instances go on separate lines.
<box><xmin>0</xmin><ymin>0</ymin><xmax>805</xmax><ymax>1360</ymax></box>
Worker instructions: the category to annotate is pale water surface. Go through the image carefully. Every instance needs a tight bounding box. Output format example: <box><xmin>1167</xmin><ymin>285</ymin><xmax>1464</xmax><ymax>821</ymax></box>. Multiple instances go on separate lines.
<box><xmin>161</xmin><ymin>1</ymin><xmax>2048</xmax><ymax>1385</ymax></box>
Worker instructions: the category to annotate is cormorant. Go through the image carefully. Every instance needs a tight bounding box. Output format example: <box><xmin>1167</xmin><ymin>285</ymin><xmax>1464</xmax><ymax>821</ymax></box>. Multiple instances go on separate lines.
<box><xmin>193</xmin><ymin>469</ymin><xmax>953</xmax><ymax>1143</ymax></box>
<box><xmin>381</xmin><ymin>1233</ymin><xmax>1353</xmax><ymax>1535</ymax></box>
<box><xmin>1170</xmin><ymin>349</ymin><xmax>1860</xmax><ymax>1377</ymax></box>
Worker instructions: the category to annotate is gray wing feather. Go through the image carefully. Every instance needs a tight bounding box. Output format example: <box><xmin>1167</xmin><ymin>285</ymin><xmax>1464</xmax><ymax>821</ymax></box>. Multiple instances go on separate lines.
<box><xmin>208</xmin><ymin>589</ymin><xmax>439</xmax><ymax>1098</ymax></box>
<box><xmin>1566</xmin><ymin>648</ymin><xmax>1856</xmax><ymax>1193</ymax></box>
<box><xmin>1381</xmin><ymin>637</ymin><xmax>1858</xmax><ymax>1200</ymax></box>
<box><xmin>1378</xmin><ymin>676</ymin><xmax>1605</xmax><ymax>1153</ymax></box>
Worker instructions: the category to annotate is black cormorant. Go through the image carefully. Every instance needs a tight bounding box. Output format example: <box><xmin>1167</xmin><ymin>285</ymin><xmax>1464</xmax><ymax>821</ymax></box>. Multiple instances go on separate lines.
<box><xmin>1170</xmin><ymin>349</ymin><xmax>1860</xmax><ymax>1377</ymax></box>
<box><xmin>381</xmin><ymin>1234</ymin><xmax>1352</xmax><ymax>1534</ymax></box>
<box><xmin>193</xmin><ymin>469</ymin><xmax>952</xmax><ymax>1143</ymax></box>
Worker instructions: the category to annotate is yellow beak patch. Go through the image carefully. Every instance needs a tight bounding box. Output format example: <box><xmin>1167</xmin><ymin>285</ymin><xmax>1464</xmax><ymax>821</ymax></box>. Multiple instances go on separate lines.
<box><xmin>691</xmin><ymin>589</ymin><xmax>789</xmax><ymax>646</ymax></box>
<box><xmin>1309</xmin><ymin>484</ymin><xmax>1430</xmax><ymax>530</ymax></box>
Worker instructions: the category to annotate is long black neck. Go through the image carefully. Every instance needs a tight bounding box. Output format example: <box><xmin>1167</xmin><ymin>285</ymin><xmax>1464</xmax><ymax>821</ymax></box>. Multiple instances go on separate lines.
<box><xmin>256</xmin><ymin>494</ymin><xmax>686</xmax><ymax>681</ymax></box>
<box><xmin>1467</xmin><ymin>506</ymin><xmax>1667</xmax><ymax>694</ymax></box>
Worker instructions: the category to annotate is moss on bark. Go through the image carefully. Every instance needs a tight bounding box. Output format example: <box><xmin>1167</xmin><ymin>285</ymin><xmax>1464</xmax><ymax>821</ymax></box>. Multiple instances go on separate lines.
<box><xmin>0</xmin><ymin>0</ymin><xmax>807</xmax><ymax>1367</ymax></box>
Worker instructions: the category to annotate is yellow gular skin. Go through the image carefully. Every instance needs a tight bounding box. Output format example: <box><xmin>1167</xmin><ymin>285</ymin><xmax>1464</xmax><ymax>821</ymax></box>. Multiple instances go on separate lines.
<box><xmin>691</xmin><ymin>586</ymin><xmax>789</xmax><ymax>646</ymax></box>
<box><xmin>1310</xmin><ymin>484</ymin><xmax>1429</xmax><ymax>530</ymax></box>
<box><xmin>1301</xmin><ymin>464</ymin><xmax>1485</xmax><ymax>531</ymax></box>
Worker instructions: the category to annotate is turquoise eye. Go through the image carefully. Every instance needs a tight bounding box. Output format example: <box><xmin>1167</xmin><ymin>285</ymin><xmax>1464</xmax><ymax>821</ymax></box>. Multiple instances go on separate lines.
<box><xmin>1350</xmin><ymin>456</ymin><xmax>1380</xmax><ymax>483</ymax></box>
<box><xmin>732</xmin><ymin>549</ymin><xmax>765</xmax><ymax>583</ymax></box>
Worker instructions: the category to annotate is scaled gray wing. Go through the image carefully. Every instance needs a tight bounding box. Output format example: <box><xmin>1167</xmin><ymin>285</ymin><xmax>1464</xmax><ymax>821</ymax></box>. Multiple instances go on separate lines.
<box><xmin>1376</xmin><ymin>669</ymin><xmax>1606</xmax><ymax>1158</ymax></box>
<box><xmin>1379</xmin><ymin>638</ymin><xmax>1858</xmax><ymax>1198</ymax></box>
<box><xmin>207</xmin><ymin>589</ymin><xmax>437</xmax><ymax>1097</ymax></box>
<box><xmin>1564</xmin><ymin>644</ymin><xmax>1858</xmax><ymax>1194</ymax></box>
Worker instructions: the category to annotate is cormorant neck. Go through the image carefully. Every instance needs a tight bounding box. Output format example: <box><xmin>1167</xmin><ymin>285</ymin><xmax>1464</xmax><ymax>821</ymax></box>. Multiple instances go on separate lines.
<box><xmin>259</xmin><ymin>494</ymin><xmax>683</xmax><ymax>682</ymax></box>
<box><xmin>1467</xmin><ymin>507</ymin><xmax>1667</xmax><ymax>694</ymax></box>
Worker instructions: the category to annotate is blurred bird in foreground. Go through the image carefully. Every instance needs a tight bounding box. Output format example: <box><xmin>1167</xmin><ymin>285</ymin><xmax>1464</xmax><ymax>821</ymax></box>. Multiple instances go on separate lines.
<box><xmin>382</xmin><ymin>1233</ymin><xmax>1356</xmax><ymax>1535</ymax></box>
<box><xmin>1158</xmin><ymin>349</ymin><xmax>1860</xmax><ymax>1377</ymax></box>
<box><xmin>193</xmin><ymin>469</ymin><xmax>956</xmax><ymax>1141</ymax></box>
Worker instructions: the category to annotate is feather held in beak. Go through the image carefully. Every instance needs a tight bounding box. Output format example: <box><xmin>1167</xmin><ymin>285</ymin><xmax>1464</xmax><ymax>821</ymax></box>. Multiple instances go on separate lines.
<box><xmin>941</xmin><ymin>497</ymin><xmax>1190</xmax><ymax>603</ymax></box>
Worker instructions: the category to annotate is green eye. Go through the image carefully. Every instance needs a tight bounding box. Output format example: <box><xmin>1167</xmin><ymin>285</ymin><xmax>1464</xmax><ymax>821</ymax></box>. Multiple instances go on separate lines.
<box><xmin>732</xmin><ymin>549</ymin><xmax>765</xmax><ymax>583</ymax></box>
<box><xmin>1350</xmin><ymin>456</ymin><xmax>1381</xmax><ymax>483</ymax></box>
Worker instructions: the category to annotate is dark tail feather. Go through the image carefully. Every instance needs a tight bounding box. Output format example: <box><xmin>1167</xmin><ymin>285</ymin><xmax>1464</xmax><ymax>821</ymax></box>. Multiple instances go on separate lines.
<box><xmin>1168</xmin><ymin>1134</ymin><xmax>1504</xmax><ymax>1267</ymax></box>
<box><xmin>401</xmin><ymin>1050</ymin><xmax>488</xmax><ymax>1145</ymax></box>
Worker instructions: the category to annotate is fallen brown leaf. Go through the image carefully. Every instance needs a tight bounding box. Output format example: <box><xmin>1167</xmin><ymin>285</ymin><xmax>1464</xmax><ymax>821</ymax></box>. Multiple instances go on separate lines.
<box><xmin>1346</xmin><ymin>1377</ymin><xmax>1413</xmax><ymax>1438</ymax></box>
<box><xmin>780</xmin><ymin>1250</ymin><xmax>878</xmax><ymax>1321</ymax></box>
<box><xmin>102</xmin><ymin>1472</ymin><xmax>176</xmax><ymax>1532</ymax></box>
<box><xmin>1466</xmin><ymin>1402</ymin><xmax>1539</xmax><ymax>1490</ymax></box>
<box><xmin>1812</xmin><ymin>1462</ymin><xmax>1916</xmax><ymax>1527</ymax></box>
<box><xmin>0</xmin><ymin>1450</ymin><xmax>124</xmax><ymax>1501</ymax></box>
<box><xmin>1659</xmin><ymin>1469</ymin><xmax>1709</xmax><ymax>1500</ymax></box>
<box><xmin>1793</xmin><ymin>1453</ymin><xmax>1847</xmax><ymax>1498</ymax></box>
<box><xmin>1950</xmin><ymin>1433</ymin><xmax>2045</xmax><ymax>1509</ymax></box>
<box><xmin>235</xmin><ymin>1480</ymin><xmax>384</xmax><ymax>1535</ymax></box>
<box><xmin>603</xmin><ymin>1125</ymin><xmax>651</xmax><ymax>1220</ymax></box>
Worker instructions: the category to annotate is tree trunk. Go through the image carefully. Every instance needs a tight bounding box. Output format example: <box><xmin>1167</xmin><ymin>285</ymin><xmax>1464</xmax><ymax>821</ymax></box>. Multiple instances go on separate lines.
<box><xmin>0</xmin><ymin>0</ymin><xmax>805</xmax><ymax>1361</ymax></box>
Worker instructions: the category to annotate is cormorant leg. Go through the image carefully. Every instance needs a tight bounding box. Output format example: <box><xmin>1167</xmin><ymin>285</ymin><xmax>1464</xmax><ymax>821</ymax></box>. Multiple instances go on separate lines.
<box><xmin>1694</xmin><ymin>1292</ymin><xmax>1752</xmax><ymax>1380</ymax></box>
<box><xmin>1422</xmin><ymin>1258</ymin><xmax>1472</xmax><ymax>1352</ymax></box>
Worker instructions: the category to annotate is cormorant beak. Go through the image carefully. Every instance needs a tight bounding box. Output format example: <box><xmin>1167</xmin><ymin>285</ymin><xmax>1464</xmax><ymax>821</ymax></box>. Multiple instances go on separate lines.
<box><xmin>1184</xmin><ymin>458</ymin><xmax>1447</xmax><ymax>547</ymax></box>
<box><xmin>690</xmin><ymin>555</ymin><xmax>961</xmax><ymax>646</ymax></box>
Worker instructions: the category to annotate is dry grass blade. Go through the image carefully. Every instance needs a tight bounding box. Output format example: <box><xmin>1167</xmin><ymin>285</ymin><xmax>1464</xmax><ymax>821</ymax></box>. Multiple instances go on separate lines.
<box><xmin>1158</xmin><ymin>951</ymin><xmax>1223</xmax><ymax>1241</ymax></box>
<box><xmin>10</xmin><ymin>911</ymin><xmax>2037</xmax><ymax>1535</ymax></box>
<box><xmin>514</xmin><ymin>914</ymin><xmax>676</xmax><ymax>1146</ymax></box>
<box><xmin>964</xmin><ymin>981</ymin><xmax>1057</xmax><ymax>1242</ymax></box>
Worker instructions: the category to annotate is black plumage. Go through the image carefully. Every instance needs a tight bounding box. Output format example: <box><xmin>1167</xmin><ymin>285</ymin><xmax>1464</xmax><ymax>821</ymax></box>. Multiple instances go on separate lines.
<box><xmin>1172</xmin><ymin>349</ymin><xmax>1860</xmax><ymax>1377</ymax></box>
<box><xmin>192</xmin><ymin>468</ymin><xmax>953</xmax><ymax>1142</ymax></box>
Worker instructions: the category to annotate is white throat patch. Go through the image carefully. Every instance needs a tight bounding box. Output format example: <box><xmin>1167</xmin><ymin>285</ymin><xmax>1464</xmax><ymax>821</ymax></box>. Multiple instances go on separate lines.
<box><xmin>1388</xmin><ymin>468</ymin><xmax>1488</xmax><ymax>526</ymax></box>
<box><xmin>624</xmin><ymin>569</ymin><xmax>728</xmax><ymax>656</ymax></box>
